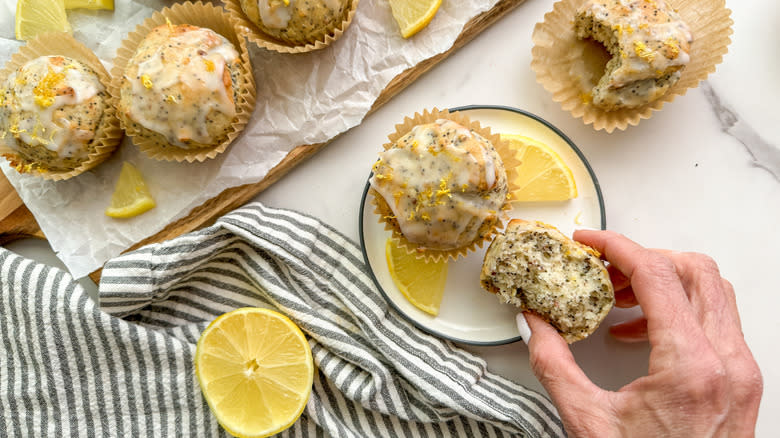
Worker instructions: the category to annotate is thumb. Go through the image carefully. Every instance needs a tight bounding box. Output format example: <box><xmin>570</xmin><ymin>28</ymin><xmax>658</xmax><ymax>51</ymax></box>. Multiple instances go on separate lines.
<box><xmin>523</xmin><ymin>312</ymin><xmax>603</xmax><ymax>403</ymax></box>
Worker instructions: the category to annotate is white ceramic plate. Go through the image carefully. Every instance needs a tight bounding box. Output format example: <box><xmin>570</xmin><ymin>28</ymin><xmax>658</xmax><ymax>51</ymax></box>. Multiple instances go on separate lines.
<box><xmin>359</xmin><ymin>105</ymin><xmax>606</xmax><ymax>345</ymax></box>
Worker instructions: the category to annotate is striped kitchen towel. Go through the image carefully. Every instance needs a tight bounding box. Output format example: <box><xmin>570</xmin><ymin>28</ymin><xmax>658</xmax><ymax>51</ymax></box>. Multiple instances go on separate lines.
<box><xmin>0</xmin><ymin>202</ymin><xmax>564</xmax><ymax>437</ymax></box>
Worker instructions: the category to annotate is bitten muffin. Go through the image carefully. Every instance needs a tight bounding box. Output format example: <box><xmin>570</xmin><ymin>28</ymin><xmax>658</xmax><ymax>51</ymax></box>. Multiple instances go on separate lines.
<box><xmin>239</xmin><ymin>0</ymin><xmax>351</xmax><ymax>45</ymax></box>
<box><xmin>480</xmin><ymin>219</ymin><xmax>614</xmax><ymax>343</ymax></box>
<box><xmin>0</xmin><ymin>55</ymin><xmax>108</xmax><ymax>173</ymax></box>
<box><xmin>370</xmin><ymin>119</ymin><xmax>508</xmax><ymax>253</ymax></box>
<box><xmin>118</xmin><ymin>23</ymin><xmax>243</xmax><ymax>150</ymax></box>
<box><xmin>575</xmin><ymin>0</ymin><xmax>693</xmax><ymax>110</ymax></box>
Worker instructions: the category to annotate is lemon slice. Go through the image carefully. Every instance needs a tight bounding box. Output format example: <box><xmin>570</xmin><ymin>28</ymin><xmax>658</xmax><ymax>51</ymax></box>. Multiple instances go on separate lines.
<box><xmin>195</xmin><ymin>308</ymin><xmax>314</xmax><ymax>438</ymax></box>
<box><xmin>388</xmin><ymin>0</ymin><xmax>442</xmax><ymax>38</ymax></box>
<box><xmin>64</xmin><ymin>0</ymin><xmax>114</xmax><ymax>10</ymax></box>
<box><xmin>385</xmin><ymin>238</ymin><xmax>448</xmax><ymax>316</ymax></box>
<box><xmin>15</xmin><ymin>0</ymin><xmax>72</xmax><ymax>41</ymax></box>
<box><xmin>105</xmin><ymin>162</ymin><xmax>156</xmax><ymax>219</ymax></box>
<box><xmin>503</xmin><ymin>134</ymin><xmax>578</xmax><ymax>202</ymax></box>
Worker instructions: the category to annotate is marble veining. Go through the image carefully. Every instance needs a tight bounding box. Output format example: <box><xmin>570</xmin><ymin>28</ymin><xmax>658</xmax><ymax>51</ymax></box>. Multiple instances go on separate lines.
<box><xmin>702</xmin><ymin>81</ymin><xmax>780</xmax><ymax>182</ymax></box>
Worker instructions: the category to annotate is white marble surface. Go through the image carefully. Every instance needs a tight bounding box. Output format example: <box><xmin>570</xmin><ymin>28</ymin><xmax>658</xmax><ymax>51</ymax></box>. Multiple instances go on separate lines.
<box><xmin>7</xmin><ymin>0</ymin><xmax>780</xmax><ymax>435</ymax></box>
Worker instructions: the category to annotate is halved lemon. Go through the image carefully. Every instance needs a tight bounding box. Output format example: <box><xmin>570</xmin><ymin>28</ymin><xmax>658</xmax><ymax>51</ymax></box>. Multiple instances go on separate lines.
<box><xmin>388</xmin><ymin>0</ymin><xmax>442</xmax><ymax>38</ymax></box>
<box><xmin>64</xmin><ymin>0</ymin><xmax>114</xmax><ymax>10</ymax></box>
<box><xmin>195</xmin><ymin>308</ymin><xmax>314</xmax><ymax>438</ymax></box>
<box><xmin>503</xmin><ymin>134</ymin><xmax>578</xmax><ymax>202</ymax></box>
<box><xmin>104</xmin><ymin>162</ymin><xmax>156</xmax><ymax>218</ymax></box>
<box><xmin>385</xmin><ymin>238</ymin><xmax>448</xmax><ymax>316</ymax></box>
<box><xmin>15</xmin><ymin>0</ymin><xmax>72</xmax><ymax>41</ymax></box>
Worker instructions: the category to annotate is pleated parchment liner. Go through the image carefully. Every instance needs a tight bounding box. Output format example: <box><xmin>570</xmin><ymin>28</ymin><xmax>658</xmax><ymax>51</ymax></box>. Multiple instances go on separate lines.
<box><xmin>111</xmin><ymin>1</ymin><xmax>257</xmax><ymax>162</ymax></box>
<box><xmin>531</xmin><ymin>0</ymin><xmax>732</xmax><ymax>133</ymax></box>
<box><xmin>0</xmin><ymin>33</ymin><xmax>123</xmax><ymax>181</ymax></box>
<box><xmin>370</xmin><ymin>108</ymin><xmax>521</xmax><ymax>264</ymax></box>
<box><xmin>223</xmin><ymin>0</ymin><xmax>360</xmax><ymax>54</ymax></box>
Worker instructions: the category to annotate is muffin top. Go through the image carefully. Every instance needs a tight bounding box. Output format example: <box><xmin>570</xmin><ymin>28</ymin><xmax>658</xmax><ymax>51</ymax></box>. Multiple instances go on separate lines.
<box><xmin>0</xmin><ymin>55</ymin><xmax>106</xmax><ymax>171</ymax></box>
<box><xmin>370</xmin><ymin>119</ymin><xmax>508</xmax><ymax>251</ymax></box>
<box><xmin>120</xmin><ymin>23</ymin><xmax>240</xmax><ymax>149</ymax></box>
<box><xmin>576</xmin><ymin>0</ymin><xmax>693</xmax><ymax>88</ymax></box>
<box><xmin>241</xmin><ymin>0</ymin><xmax>350</xmax><ymax>45</ymax></box>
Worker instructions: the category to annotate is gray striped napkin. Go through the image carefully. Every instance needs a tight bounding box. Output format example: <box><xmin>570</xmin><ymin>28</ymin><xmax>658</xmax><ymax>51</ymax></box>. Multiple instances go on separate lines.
<box><xmin>0</xmin><ymin>202</ymin><xmax>564</xmax><ymax>437</ymax></box>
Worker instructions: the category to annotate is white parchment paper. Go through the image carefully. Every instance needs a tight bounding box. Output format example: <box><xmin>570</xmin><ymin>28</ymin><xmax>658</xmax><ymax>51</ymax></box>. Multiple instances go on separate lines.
<box><xmin>0</xmin><ymin>0</ymin><xmax>500</xmax><ymax>278</ymax></box>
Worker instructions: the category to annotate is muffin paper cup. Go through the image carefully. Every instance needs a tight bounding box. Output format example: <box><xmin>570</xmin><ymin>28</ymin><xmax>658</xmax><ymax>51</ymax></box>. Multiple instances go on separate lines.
<box><xmin>531</xmin><ymin>0</ymin><xmax>732</xmax><ymax>133</ymax></box>
<box><xmin>0</xmin><ymin>33</ymin><xmax>123</xmax><ymax>181</ymax></box>
<box><xmin>370</xmin><ymin>108</ymin><xmax>519</xmax><ymax>264</ymax></box>
<box><xmin>223</xmin><ymin>0</ymin><xmax>360</xmax><ymax>54</ymax></box>
<box><xmin>111</xmin><ymin>1</ymin><xmax>256</xmax><ymax>162</ymax></box>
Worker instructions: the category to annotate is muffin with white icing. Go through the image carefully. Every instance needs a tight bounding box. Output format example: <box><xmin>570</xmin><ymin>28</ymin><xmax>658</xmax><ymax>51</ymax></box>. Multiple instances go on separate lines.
<box><xmin>118</xmin><ymin>23</ymin><xmax>247</xmax><ymax>156</ymax></box>
<box><xmin>238</xmin><ymin>0</ymin><xmax>352</xmax><ymax>45</ymax></box>
<box><xmin>574</xmin><ymin>0</ymin><xmax>693</xmax><ymax>110</ymax></box>
<box><xmin>0</xmin><ymin>55</ymin><xmax>110</xmax><ymax>174</ymax></box>
<box><xmin>531</xmin><ymin>0</ymin><xmax>731</xmax><ymax>132</ymax></box>
<box><xmin>370</xmin><ymin>110</ymin><xmax>512</xmax><ymax>261</ymax></box>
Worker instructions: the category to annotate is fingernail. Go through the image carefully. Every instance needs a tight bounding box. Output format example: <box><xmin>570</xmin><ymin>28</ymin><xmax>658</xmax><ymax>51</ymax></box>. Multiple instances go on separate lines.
<box><xmin>573</xmin><ymin>225</ymin><xmax>600</xmax><ymax>232</ymax></box>
<box><xmin>571</xmin><ymin>226</ymin><xmax>600</xmax><ymax>239</ymax></box>
<box><xmin>516</xmin><ymin>313</ymin><xmax>532</xmax><ymax>345</ymax></box>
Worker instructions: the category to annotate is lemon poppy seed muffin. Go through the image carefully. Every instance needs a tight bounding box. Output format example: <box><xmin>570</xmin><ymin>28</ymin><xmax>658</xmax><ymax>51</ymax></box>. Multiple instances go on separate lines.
<box><xmin>575</xmin><ymin>0</ymin><xmax>693</xmax><ymax>110</ymax></box>
<box><xmin>370</xmin><ymin>119</ymin><xmax>508</xmax><ymax>253</ymax></box>
<box><xmin>0</xmin><ymin>55</ymin><xmax>108</xmax><ymax>173</ymax></box>
<box><xmin>119</xmin><ymin>23</ymin><xmax>244</xmax><ymax>150</ymax></box>
<box><xmin>239</xmin><ymin>0</ymin><xmax>351</xmax><ymax>45</ymax></box>
<box><xmin>481</xmin><ymin>220</ymin><xmax>614</xmax><ymax>343</ymax></box>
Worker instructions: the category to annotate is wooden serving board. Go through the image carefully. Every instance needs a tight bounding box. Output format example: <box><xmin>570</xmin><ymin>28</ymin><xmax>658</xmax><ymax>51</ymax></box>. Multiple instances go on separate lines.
<box><xmin>0</xmin><ymin>0</ymin><xmax>525</xmax><ymax>283</ymax></box>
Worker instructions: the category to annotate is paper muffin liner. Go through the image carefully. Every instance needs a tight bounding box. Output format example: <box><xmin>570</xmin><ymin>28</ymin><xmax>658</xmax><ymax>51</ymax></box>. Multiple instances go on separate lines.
<box><xmin>111</xmin><ymin>1</ymin><xmax>257</xmax><ymax>162</ymax></box>
<box><xmin>531</xmin><ymin>0</ymin><xmax>732</xmax><ymax>133</ymax></box>
<box><xmin>370</xmin><ymin>108</ymin><xmax>519</xmax><ymax>264</ymax></box>
<box><xmin>0</xmin><ymin>33</ymin><xmax>123</xmax><ymax>181</ymax></box>
<box><xmin>223</xmin><ymin>0</ymin><xmax>360</xmax><ymax>54</ymax></box>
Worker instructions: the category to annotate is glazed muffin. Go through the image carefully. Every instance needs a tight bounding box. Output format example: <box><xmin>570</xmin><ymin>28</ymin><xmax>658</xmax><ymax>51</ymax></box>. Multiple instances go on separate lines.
<box><xmin>480</xmin><ymin>219</ymin><xmax>614</xmax><ymax>343</ymax></box>
<box><xmin>0</xmin><ymin>55</ymin><xmax>109</xmax><ymax>173</ymax></box>
<box><xmin>238</xmin><ymin>0</ymin><xmax>352</xmax><ymax>45</ymax></box>
<box><xmin>118</xmin><ymin>23</ymin><xmax>244</xmax><ymax>150</ymax></box>
<box><xmin>370</xmin><ymin>118</ymin><xmax>509</xmax><ymax>254</ymax></box>
<box><xmin>575</xmin><ymin>0</ymin><xmax>693</xmax><ymax>110</ymax></box>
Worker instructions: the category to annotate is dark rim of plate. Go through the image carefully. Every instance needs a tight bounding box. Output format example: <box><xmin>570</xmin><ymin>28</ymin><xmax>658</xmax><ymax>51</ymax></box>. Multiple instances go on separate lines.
<box><xmin>358</xmin><ymin>105</ymin><xmax>607</xmax><ymax>346</ymax></box>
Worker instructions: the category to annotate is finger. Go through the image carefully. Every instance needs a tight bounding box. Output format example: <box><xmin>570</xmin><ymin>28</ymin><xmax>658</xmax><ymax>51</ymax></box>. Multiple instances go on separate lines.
<box><xmin>524</xmin><ymin>312</ymin><xmax>602</xmax><ymax>400</ymax></box>
<box><xmin>662</xmin><ymin>252</ymin><xmax>742</xmax><ymax>342</ymax></box>
<box><xmin>523</xmin><ymin>312</ymin><xmax>616</xmax><ymax>435</ymax></box>
<box><xmin>720</xmin><ymin>279</ymin><xmax>742</xmax><ymax>328</ymax></box>
<box><xmin>609</xmin><ymin>317</ymin><xmax>648</xmax><ymax>342</ymax></box>
<box><xmin>614</xmin><ymin>287</ymin><xmax>638</xmax><ymax>308</ymax></box>
<box><xmin>607</xmin><ymin>263</ymin><xmax>631</xmax><ymax>291</ymax></box>
<box><xmin>574</xmin><ymin>230</ymin><xmax>701</xmax><ymax>350</ymax></box>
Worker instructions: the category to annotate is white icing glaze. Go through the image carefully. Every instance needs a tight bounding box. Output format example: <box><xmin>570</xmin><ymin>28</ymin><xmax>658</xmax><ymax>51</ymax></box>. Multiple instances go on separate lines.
<box><xmin>1</xmin><ymin>56</ymin><xmax>102</xmax><ymax>160</ymax></box>
<box><xmin>369</xmin><ymin>119</ymin><xmax>507</xmax><ymax>250</ymax></box>
<box><xmin>256</xmin><ymin>0</ymin><xmax>344</xmax><ymax>29</ymax></box>
<box><xmin>127</xmin><ymin>26</ymin><xmax>239</xmax><ymax>147</ymax></box>
<box><xmin>257</xmin><ymin>0</ymin><xmax>294</xmax><ymax>29</ymax></box>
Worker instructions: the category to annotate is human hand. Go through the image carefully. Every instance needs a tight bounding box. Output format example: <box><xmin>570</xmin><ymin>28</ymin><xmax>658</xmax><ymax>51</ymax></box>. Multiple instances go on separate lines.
<box><xmin>520</xmin><ymin>230</ymin><xmax>763</xmax><ymax>438</ymax></box>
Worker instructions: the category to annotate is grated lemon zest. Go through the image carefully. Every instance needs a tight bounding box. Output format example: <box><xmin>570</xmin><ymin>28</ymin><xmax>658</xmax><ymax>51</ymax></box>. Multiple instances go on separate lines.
<box><xmin>633</xmin><ymin>40</ymin><xmax>655</xmax><ymax>63</ymax></box>
<box><xmin>664</xmin><ymin>37</ymin><xmax>680</xmax><ymax>59</ymax></box>
<box><xmin>141</xmin><ymin>74</ymin><xmax>153</xmax><ymax>89</ymax></box>
<box><xmin>33</xmin><ymin>67</ymin><xmax>65</xmax><ymax>108</ymax></box>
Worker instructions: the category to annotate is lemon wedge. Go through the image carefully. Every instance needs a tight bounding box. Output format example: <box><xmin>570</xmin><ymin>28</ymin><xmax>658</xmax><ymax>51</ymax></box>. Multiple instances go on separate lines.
<box><xmin>105</xmin><ymin>162</ymin><xmax>156</xmax><ymax>219</ymax></box>
<box><xmin>385</xmin><ymin>238</ymin><xmax>448</xmax><ymax>316</ymax></box>
<box><xmin>388</xmin><ymin>0</ymin><xmax>442</xmax><ymax>38</ymax></box>
<box><xmin>195</xmin><ymin>308</ymin><xmax>314</xmax><ymax>438</ymax></box>
<box><xmin>64</xmin><ymin>0</ymin><xmax>114</xmax><ymax>10</ymax></box>
<box><xmin>15</xmin><ymin>0</ymin><xmax>72</xmax><ymax>40</ymax></box>
<box><xmin>503</xmin><ymin>134</ymin><xmax>578</xmax><ymax>202</ymax></box>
